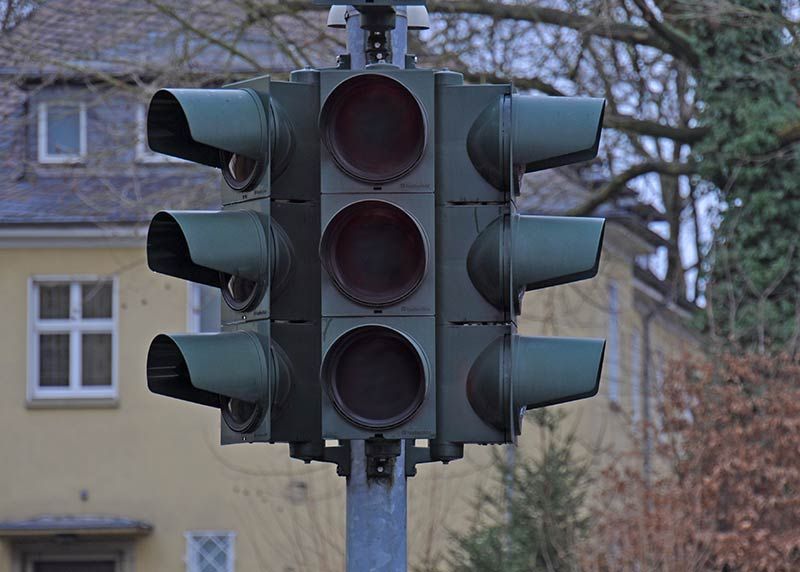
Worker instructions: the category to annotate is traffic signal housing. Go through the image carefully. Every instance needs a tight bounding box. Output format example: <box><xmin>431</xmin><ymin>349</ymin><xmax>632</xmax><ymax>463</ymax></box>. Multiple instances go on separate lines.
<box><xmin>433</xmin><ymin>70</ymin><xmax>608</xmax><ymax>454</ymax></box>
<box><xmin>318</xmin><ymin>68</ymin><xmax>436</xmax><ymax>440</ymax></box>
<box><xmin>144</xmin><ymin>73</ymin><xmax>322</xmax><ymax>450</ymax></box>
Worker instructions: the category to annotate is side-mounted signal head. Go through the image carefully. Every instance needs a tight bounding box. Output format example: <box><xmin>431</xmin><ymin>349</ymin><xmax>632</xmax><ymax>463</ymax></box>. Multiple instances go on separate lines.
<box><xmin>147</xmin><ymin>210</ymin><xmax>274</xmax><ymax>312</ymax></box>
<box><xmin>467</xmin><ymin>95</ymin><xmax>605</xmax><ymax>191</ymax></box>
<box><xmin>147</xmin><ymin>332</ymin><xmax>286</xmax><ymax>433</ymax></box>
<box><xmin>320</xmin><ymin>74</ymin><xmax>427</xmax><ymax>184</ymax></box>
<box><xmin>467</xmin><ymin>335</ymin><xmax>605</xmax><ymax>439</ymax></box>
<box><xmin>467</xmin><ymin>214</ymin><xmax>605</xmax><ymax>314</ymax></box>
<box><xmin>147</xmin><ymin>88</ymin><xmax>271</xmax><ymax>189</ymax></box>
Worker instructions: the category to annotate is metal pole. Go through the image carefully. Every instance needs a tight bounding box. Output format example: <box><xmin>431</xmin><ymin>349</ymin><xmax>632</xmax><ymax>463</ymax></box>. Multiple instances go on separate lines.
<box><xmin>346</xmin><ymin>440</ymin><xmax>408</xmax><ymax>571</ymax></box>
<box><xmin>343</xmin><ymin>11</ymin><xmax>409</xmax><ymax>571</ymax></box>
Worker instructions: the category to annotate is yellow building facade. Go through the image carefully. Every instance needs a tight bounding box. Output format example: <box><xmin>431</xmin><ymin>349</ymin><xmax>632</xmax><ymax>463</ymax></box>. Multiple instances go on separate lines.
<box><xmin>0</xmin><ymin>215</ymin><xmax>700</xmax><ymax>572</ymax></box>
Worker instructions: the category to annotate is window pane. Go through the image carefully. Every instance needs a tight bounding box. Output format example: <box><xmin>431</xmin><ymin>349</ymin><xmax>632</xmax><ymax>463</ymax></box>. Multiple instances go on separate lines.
<box><xmin>39</xmin><ymin>334</ymin><xmax>70</xmax><ymax>387</ymax></box>
<box><xmin>189</xmin><ymin>534</ymin><xmax>232</xmax><ymax>572</ymax></box>
<box><xmin>82</xmin><ymin>334</ymin><xmax>112</xmax><ymax>387</ymax></box>
<box><xmin>39</xmin><ymin>284</ymin><xmax>70</xmax><ymax>319</ymax></box>
<box><xmin>82</xmin><ymin>282</ymin><xmax>113</xmax><ymax>319</ymax></box>
<box><xmin>34</xmin><ymin>562</ymin><xmax>115</xmax><ymax>572</ymax></box>
<box><xmin>46</xmin><ymin>104</ymin><xmax>81</xmax><ymax>156</ymax></box>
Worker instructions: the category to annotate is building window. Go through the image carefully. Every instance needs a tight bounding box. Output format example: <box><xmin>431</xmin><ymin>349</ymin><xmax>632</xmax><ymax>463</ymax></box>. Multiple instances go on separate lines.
<box><xmin>188</xmin><ymin>284</ymin><xmax>221</xmax><ymax>333</ymax></box>
<box><xmin>185</xmin><ymin>531</ymin><xmax>235</xmax><ymax>572</ymax></box>
<box><xmin>136</xmin><ymin>104</ymin><xmax>183</xmax><ymax>163</ymax></box>
<box><xmin>630</xmin><ymin>329</ymin><xmax>642</xmax><ymax>426</ymax></box>
<box><xmin>607</xmin><ymin>281</ymin><xmax>620</xmax><ymax>405</ymax></box>
<box><xmin>38</xmin><ymin>102</ymin><xmax>87</xmax><ymax>163</ymax></box>
<box><xmin>28</xmin><ymin>277</ymin><xmax>117</xmax><ymax>401</ymax></box>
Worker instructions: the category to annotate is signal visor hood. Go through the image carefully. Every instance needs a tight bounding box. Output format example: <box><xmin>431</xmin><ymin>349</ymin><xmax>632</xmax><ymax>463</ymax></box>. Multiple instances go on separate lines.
<box><xmin>147</xmin><ymin>210</ymin><xmax>270</xmax><ymax>289</ymax></box>
<box><xmin>146</xmin><ymin>331</ymin><xmax>272</xmax><ymax>407</ymax></box>
<box><xmin>147</xmin><ymin>88</ymin><xmax>270</xmax><ymax>167</ymax></box>
<box><xmin>467</xmin><ymin>335</ymin><xmax>605</xmax><ymax>438</ymax></box>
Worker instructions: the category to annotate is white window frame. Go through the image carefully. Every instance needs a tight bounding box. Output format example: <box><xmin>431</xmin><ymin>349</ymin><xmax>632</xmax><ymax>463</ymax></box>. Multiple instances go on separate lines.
<box><xmin>24</xmin><ymin>552</ymin><xmax>121</xmax><ymax>572</ymax></box>
<box><xmin>37</xmin><ymin>102</ymin><xmax>87</xmax><ymax>164</ymax></box>
<box><xmin>607</xmin><ymin>280</ymin><xmax>620</xmax><ymax>405</ymax></box>
<box><xmin>136</xmin><ymin>104</ymin><xmax>184</xmax><ymax>163</ymax></box>
<box><xmin>185</xmin><ymin>530</ymin><xmax>236</xmax><ymax>572</ymax></box>
<box><xmin>27</xmin><ymin>275</ymin><xmax>119</xmax><ymax>401</ymax></box>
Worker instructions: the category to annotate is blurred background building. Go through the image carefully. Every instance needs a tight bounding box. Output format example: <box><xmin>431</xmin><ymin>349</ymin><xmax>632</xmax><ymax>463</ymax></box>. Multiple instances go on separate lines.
<box><xmin>0</xmin><ymin>1</ymin><xmax>700</xmax><ymax>570</ymax></box>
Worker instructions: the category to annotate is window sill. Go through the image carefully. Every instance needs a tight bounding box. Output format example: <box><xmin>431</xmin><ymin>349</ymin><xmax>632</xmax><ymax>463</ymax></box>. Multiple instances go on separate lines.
<box><xmin>37</xmin><ymin>157</ymin><xmax>86</xmax><ymax>165</ymax></box>
<box><xmin>134</xmin><ymin>156</ymin><xmax>188</xmax><ymax>164</ymax></box>
<box><xmin>26</xmin><ymin>397</ymin><xmax>119</xmax><ymax>410</ymax></box>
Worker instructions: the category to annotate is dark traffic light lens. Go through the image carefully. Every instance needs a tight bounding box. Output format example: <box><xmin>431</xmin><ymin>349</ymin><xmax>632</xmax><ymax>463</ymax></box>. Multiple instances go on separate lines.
<box><xmin>220</xmin><ymin>396</ymin><xmax>264</xmax><ymax>433</ymax></box>
<box><xmin>320</xmin><ymin>200</ymin><xmax>427</xmax><ymax>306</ymax></box>
<box><xmin>322</xmin><ymin>326</ymin><xmax>427</xmax><ymax>429</ymax></box>
<box><xmin>321</xmin><ymin>74</ymin><xmax>426</xmax><ymax>183</ymax></box>
<box><xmin>220</xmin><ymin>150</ymin><xmax>264</xmax><ymax>191</ymax></box>
<box><xmin>219</xmin><ymin>272</ymin><xmax>265</xmax><ymax>312</ymax></box>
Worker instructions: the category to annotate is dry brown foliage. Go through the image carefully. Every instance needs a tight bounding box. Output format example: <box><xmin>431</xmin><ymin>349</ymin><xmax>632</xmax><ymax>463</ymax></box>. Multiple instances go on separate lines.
<box><xmin>582</xmin><ymin>353</ymin><xmax>800</xmax><ymax>572</ymax></box>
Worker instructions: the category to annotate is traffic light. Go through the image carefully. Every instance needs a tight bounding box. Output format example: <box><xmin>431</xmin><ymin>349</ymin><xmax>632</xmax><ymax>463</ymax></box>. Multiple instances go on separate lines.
<box><xmin>431</xmin><ymin>71</ymin><xmax>607</xmax><ymax>458</ymax></box>
<box><xmin>318</xmin><ymin>69</ymin><xmax>436</xmax><ymax>440</ymax></box>
<box><xmin>144</xmin><ymin>73</ymin><xmax>323</xmax><ymax>451</ymax></box>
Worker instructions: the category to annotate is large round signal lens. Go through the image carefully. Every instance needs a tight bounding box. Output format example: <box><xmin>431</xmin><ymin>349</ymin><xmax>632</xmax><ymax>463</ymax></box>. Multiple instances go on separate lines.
<box><xmin>320</xmin><ymin>200</ymin><xmax>427</xmax><ymax>307</ymax></box>
<box><xmin>320</xmin><ymin>74</ymin><xmax>426</xmax><ymax>183</ymax></box>
<box><xmin>322</xmin><ymin>326</ymin><xmax>427</xmax><ymax>429</ymax></box>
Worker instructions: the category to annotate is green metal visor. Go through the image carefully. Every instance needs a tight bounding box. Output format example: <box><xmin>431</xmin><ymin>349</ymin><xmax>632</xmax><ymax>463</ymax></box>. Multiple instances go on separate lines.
<box><xmin>147</xmin><ymin>88</ymin><xmax>270</xmax><ymax>167</ymax></box>
<box><xmin>146</xmin><ymin>332</ymin><xmax>271</xmax><ymax>407</ymax></box>
<box><xmin>467</xmin><ymin>335</ymin><xmax>605</xmax><ymax>436</ymax></box>
<box><xmin>512</xmin><ymin>96</ymin><xmax>605</xmax><ymax>173</ymax></box>
<box><xmin>467</xmin><ymin>95</ymin><xmax>605</xmax><ymax>189</ymax></box>
<box><xmin>147</xmin><ymin>210</ymin><xmax>270</xmax><ymax>289</ymax></box>
<box><xmin>467</xmin><ymin>214</ymin><xmax>605</xmax><ymax>311</ymax></box>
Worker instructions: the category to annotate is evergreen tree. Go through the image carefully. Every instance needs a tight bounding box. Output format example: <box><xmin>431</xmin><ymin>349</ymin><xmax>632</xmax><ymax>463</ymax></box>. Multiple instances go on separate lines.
<box><xmin>445</xmin><ymin>410</ymin><xmax>590</xmax><ymax>572</ymax></box>
<box><xmin>692</xmin><ymin>0</ymin><xmax>800</xmax><ymax>351</ymax></box>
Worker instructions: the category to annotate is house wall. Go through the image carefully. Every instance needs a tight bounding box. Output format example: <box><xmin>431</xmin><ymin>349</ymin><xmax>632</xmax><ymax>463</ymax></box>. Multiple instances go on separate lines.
<box><xmin>0</xmin><ymin>224</ymin><xmax>702</xmax><ymax>571</ymax></box>
<box><xmin>0</xmin><ymin>246</ymin><xmax>346</xmax><ymax>572</ymax></box>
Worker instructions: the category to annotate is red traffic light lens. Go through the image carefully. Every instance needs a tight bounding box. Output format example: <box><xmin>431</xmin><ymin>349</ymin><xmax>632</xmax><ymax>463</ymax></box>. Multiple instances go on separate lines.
<box><xmin>321</xmin><ymin>200</ymin><xmax>427</xmax><ymax>307</ymax></box>
<box><xmin>321</xmin><ymin>74</ymin><xmax>426</xmax><ymax>183</ymax></box>
<box><xmin>323</xmin><ymin>326</ymin><xmax>427</xmax><ymax>429</ymax></box>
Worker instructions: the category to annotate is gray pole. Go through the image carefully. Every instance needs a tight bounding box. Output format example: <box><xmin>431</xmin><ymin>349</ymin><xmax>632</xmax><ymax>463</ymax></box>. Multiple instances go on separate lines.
<box><xmin>344</xmin><ymin>9</ymin><xmax>409</xmax><ymax>571</ymax></box>
<box><xmin>347</xmin><ymin>440</ymin><xmax>408</xmax><ymax>571</ymax></box>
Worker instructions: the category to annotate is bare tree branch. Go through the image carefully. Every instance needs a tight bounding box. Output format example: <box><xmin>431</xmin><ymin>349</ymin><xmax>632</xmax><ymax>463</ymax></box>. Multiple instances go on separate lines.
<box><xmin>425</xmin><ymin>1</ymin><xmax>673</xmax><ymax>54</ymax></box>
<box><xmin>567</xmin><ymin>160</ymin><xmax>696</xmax><ymax>216</ymax></box>
<box><xmin>461</xmin><ymin>72</ymin><xmax>709</xmax><ymax>143</ymax></box>
<box><xmin>630</xmin><ymin>0</ymin><xmax>701</xmax><ymax>66</ymax></box>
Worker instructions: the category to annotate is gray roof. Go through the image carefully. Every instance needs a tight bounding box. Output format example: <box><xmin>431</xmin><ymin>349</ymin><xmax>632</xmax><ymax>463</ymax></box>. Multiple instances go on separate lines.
<box><xmin>0</xmin><ymin>0</ymin><xmax>337</xmax><ymax>79</ymax></box>
<box><xmin>0</xmin><ymin>171</ymin><xmax>219</xmax><ymax>224</ymax></box>
<box><xmin>0</xmin><ymin>0</ymin><xmax>660</xmax><ymax>242</ymax></box>
<box><xmin>0</xmin><ymin>514</ymin><xmax>153</xmax><ymax>537</ymax></box>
